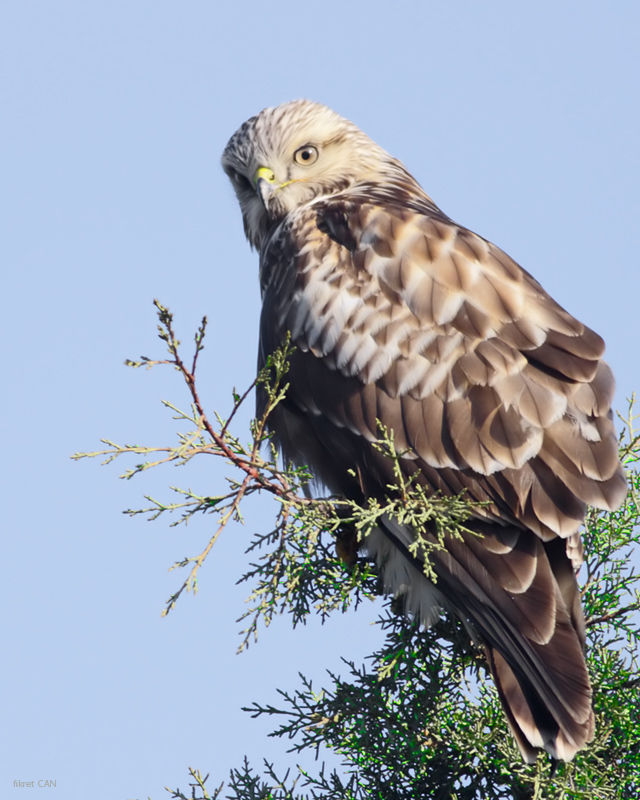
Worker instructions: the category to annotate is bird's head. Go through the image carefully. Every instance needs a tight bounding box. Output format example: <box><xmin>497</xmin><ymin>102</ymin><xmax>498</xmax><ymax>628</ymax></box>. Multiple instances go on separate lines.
<box><xmin>222</xmin><ymin>99</ymin><xmax>414</xmax><ymax>249</ymax></box>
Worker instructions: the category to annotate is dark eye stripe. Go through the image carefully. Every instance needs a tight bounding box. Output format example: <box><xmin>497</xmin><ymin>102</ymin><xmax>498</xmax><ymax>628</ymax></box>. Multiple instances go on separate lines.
<box><xmin>232</xmin><ymin>170</ymin><xmax>252</xmax><ymax>192</ymax></box>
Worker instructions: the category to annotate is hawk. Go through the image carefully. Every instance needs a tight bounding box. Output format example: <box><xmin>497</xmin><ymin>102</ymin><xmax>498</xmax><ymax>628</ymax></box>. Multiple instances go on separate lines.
<box><xmin>221</xmin><ymin>100</ymin><xmax>626</xmax><ymax>762</ymax></box>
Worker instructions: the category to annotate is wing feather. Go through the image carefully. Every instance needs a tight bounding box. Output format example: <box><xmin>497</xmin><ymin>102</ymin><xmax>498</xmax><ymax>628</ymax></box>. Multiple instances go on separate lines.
<box><xmin>256</xmin><ymin>188</ymin><xmax>626</xmax><ymax>763</ymax></box>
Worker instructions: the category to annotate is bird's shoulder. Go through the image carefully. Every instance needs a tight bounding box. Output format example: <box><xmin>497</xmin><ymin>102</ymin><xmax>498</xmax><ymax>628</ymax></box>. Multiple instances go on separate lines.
<box><xmin>260</xmin><ymin>189</ymin><xmax>604</xmax><ymax>388</ymax></box>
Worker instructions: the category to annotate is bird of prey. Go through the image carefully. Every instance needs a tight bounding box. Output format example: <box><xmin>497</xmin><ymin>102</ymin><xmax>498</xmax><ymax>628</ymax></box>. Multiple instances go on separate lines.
<box><xmin>221</xmin><ymin>100</ymin><xmax>626</xmax><ymax>762</ymax></box>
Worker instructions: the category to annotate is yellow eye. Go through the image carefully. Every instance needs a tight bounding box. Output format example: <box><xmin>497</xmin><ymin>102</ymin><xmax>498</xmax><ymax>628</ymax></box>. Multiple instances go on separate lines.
<box><xmin>293</xmin><ymin>145</ymin><xmax>319</xmax><ymax>166</ymax></box>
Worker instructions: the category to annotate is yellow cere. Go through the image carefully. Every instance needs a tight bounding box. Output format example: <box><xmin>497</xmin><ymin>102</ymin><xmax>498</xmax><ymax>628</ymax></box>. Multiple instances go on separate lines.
<box><xmin>254</xmin><ymin>166</ymin><xmax>276</xmax><ymax>184</ymax></box>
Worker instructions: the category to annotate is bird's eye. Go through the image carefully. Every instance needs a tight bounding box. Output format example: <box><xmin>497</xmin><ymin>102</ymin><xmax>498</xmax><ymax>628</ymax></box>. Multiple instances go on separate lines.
<box><xmin>293</xmin><ymin>145</ymin><xmax>319</xmax><ymax>166</ymax></box>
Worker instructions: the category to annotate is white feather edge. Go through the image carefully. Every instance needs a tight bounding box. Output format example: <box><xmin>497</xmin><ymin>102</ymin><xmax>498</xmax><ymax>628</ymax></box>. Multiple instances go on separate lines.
<box><xmin>365</xmin><ymin>516</ymin><xmax>444</xmax><ymax>628</ymax></box>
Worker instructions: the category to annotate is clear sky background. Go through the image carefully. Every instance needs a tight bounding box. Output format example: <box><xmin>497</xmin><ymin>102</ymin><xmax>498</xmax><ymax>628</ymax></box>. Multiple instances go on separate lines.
<box><xmin>3</xmin><ymin>2</ymin><xmax>639</xmax><ymax>799</ymax></box>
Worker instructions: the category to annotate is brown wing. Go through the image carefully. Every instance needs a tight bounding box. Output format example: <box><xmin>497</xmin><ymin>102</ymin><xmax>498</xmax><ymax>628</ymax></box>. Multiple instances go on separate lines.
<box><xmin>257</xmin><ymin>193</ymin><xmax>626</xmax><ymax>760</ymax></box>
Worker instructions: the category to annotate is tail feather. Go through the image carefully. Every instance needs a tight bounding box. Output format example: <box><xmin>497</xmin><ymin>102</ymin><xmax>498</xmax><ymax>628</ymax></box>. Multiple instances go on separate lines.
<box><xmin>487</xmin><ymin>647</ymin><xmax>594</xmax><ymax>761</ymax></box>
<box><xmin>370</xmin><ymin>515</ymin><xmax>594</xmax><ymax>761</ymax></box>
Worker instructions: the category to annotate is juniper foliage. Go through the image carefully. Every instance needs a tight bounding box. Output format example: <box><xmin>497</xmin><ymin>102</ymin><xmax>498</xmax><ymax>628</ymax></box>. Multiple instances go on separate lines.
<box><xmin>75</xmin><ymin>304</ymin><xmax>640</xmax><ymax>800</ymax></box>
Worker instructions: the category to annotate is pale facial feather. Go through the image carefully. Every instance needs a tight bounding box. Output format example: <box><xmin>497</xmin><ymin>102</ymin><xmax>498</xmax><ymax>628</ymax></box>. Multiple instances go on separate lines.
<box><xmin>222</xmin><ymin>100</ymin><xmax>421</xmax><ymax>248</ymax></box>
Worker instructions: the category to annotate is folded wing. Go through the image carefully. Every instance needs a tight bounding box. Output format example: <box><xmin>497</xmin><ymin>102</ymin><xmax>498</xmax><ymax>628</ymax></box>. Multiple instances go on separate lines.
<box><xmin>257</xmin><ymin>193</ymin><xmax>626</xmax><ymax>760</ymax></box>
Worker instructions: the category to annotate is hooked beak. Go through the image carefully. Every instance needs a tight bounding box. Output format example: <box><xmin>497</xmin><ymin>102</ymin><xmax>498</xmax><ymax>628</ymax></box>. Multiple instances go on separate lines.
<box><xmin>254</xmin><ymin>166</ymin><xmax>278</xmax><ymax>209</ymax></box>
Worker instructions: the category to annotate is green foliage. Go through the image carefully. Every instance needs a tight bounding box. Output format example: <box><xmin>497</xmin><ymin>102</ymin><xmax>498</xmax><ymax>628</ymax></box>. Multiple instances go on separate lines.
<box><xmin>76</xmin><ymin>305</ymin><xmax>640</xmax><ymax>800</ymax></box>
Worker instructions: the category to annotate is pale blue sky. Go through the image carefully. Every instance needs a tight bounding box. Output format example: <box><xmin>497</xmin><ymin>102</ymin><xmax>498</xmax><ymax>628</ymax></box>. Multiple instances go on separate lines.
<box><xmin>3</xmin><ymin>2</ymin><xmax>639</xmax><ymax>799</ymax></box>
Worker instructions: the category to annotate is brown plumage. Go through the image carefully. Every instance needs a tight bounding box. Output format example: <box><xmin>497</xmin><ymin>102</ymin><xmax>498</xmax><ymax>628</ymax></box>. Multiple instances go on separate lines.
<box><xmin>222</xmin><ymin>100</ymin><xmax>627</xmax><ymax>762</ymax></box>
